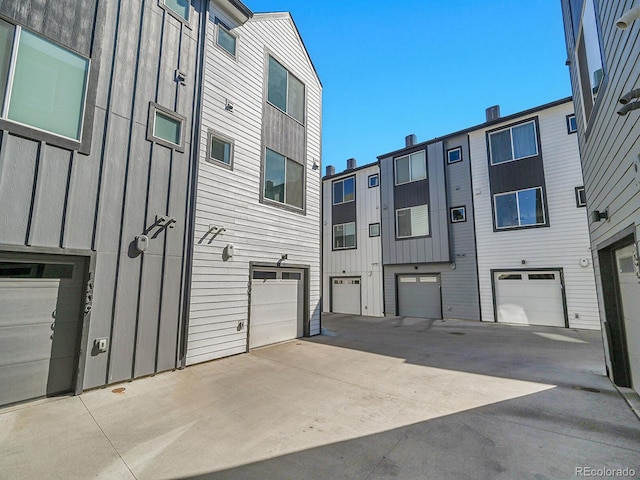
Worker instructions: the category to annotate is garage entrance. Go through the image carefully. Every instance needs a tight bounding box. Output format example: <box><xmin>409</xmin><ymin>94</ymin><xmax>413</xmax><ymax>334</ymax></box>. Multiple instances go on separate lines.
<box><xmin>249</xmin><ymin>268</ymin><xmax>305</xmax><ymax>349</ymax></box>
<box><xmin>397</xmin><ymin>274</ymin><xmax>442</xmax><ymax>319</ymax></box>
<box><xmin>331</xmin><ymin>277</ymin><xmax>361</xmax><ymax>315</ymax></box>
<box><xmin>494</xmin><ymin>270</ymin><xmax>566</xmax><ymax>327</ymax></box>
<box><xmin>0</xmin><ymin>254</ymin><xmax>86</xmax><ymax>406</ymax></box>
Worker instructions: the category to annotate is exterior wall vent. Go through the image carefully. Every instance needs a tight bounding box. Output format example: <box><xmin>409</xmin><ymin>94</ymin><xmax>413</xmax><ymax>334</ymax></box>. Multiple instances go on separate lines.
<box><xmin>326</xmin><ymin>165</ymin><xmax>335</xmax><ymax>177</ymax></box>
<box><xmin>346</xmin><ymin>158</ymin><xmax>357</xmax><ymax>170</ymax></box>
<box><xmin>405</xmin><ymin>134</ymin><xmax>417</xmax><ymax>147</ymax></box>
<box><xmin>486</xmin><ymin>105</ymin><xmax>501</xmax><ymax>122</ymax></box>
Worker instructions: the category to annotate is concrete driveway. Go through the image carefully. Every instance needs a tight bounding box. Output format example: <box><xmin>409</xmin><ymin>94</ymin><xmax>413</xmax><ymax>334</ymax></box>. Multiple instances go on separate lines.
<box><xmin>1</xmin><ymin>314</ymin><xmax>639</xmax><ymax>480</ymax></box>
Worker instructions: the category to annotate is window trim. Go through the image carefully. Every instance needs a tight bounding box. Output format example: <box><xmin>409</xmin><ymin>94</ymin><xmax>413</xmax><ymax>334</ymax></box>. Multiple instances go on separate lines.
<box><xmin>266</xmin><ymin>53</ymin><xmax>305</xmax><ymax>125</ymax></box>
<box><xmin>214</xmin><ymin>18</ymin><xmax>238</xmax><ymax>59</ymax></box>
<box><xmin>147</xmin><ymin>102</ymin><xmax>186</xmax><ymax>152</ymax></box>
<box><xmin>447</xmin><ymin>146</ymin><xmax>462</xmax><ymax>164</ymax></box>
<box><xmin>206</xmin><ymin>129</ymin><xmax>234</xmax><ymax>169</ymax></box>
<box><xmin>566</xmin><ymin>114</ymin><xmax>577</xmax><ymax>134</ymax></box>
<box><xmin>450</xmin><ymin>206</ymin><xmax>466</xmax><ymax>223</ymax></box>
<box><xmin>368</xmin><ymin>173</ymin><xmax>379</xmax><ymax>188</ymax></box>
<box><xmin>260</xmin><ymin>147</ymin><xmax>306</xmax><ymax>214</ymax></box>
<box><xmin>488</xmin><ymin>119</ymin><xmax>539</xmax><ymax>166</ymax></box>
<box><xmin>395</xmin><ymin>204</ymin><xmax>430</xmax><ymax>240</ymax></box>
<box><xmin>493</xmin><ymin>186</ymin><xmax>547</xmax><ymax>230</ymax></box>
<box><xmin>369</xmin><ymin>223</ymin><xmax>380</xmax><ymax>237</ymax></box>
<box><xmin>333</xmin><ymin>222</ymin><xmax>357</xmax><ymax>250</ymax></box>
<box><xmin>159</xmin><ymin>0</ymin><xmax>192</xmax><ymax>26</ymax></box>
<box><xmin>332</xmin><ymin>176</ymin><xmax>356</xmax><ymax>205</ymax></box>
<box><xmin>394</xmin><ymin>151</ymin><xmax>427</xmax><ymax>186</ymax></box>
<box><xmin>575</xmin><ymin>186</ymin><xmax>586</xmax><ymax>208</ymax></box>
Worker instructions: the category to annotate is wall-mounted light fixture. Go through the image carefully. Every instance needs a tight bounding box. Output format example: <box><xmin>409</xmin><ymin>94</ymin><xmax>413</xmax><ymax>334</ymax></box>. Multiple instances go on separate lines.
<box><xmin>591</xmin><ymin>210</ymin><xmax>609</xmax><ymax>222</ymax></box>
<box><xmin>616</xmin><ymin>6</ymin><xmax>640</xmax><ymax>29</ymax></box>
<box><xmin>225</xmin><ymin>100</ymin><xmax>234</xmax><ymax>112</ymax></box>
<box><xmin>618</xmin><ymin>101</ymin><xmax>640</xmax><ymax>116</ymax></box>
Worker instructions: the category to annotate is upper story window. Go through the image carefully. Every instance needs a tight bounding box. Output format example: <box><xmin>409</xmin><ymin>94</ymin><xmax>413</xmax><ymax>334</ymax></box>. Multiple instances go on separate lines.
<box><xmin>215</xmin><ymin>19</ymin><xmax>237</xmax><ymax>57</ymax></box>
<box><xmin>0</xmin><ymin>20</ymin><xmax>89</xmax><ymax>142</ymax></box>
<box><xmin>575</xmin><ymin>0</ymin><xmax>604</xmax><ymax>124</ymax></box>
<box><xmin>494</xmin><ymin>187</ymin><xmax>546</xmax><ymax>229</ymax></box>
<box><xmin>566</xmin><ymin>114</ymin><xmax>577</xmax><ymax>134</ymax></box>
<box><xmin>396</xmin><ymin>204</ymin><xmax>429</xmax><ymax>239</ymax></box>
<box><xmin>334</xmin><ymin>222</ymin><xmax>356</xmax><ymax>250</ymax></box>
<box><xmin>575</xmin><ymin>186</ymin><xmax>586</xmax><ymax>207</ymax></box>
<box><xmin>148</xmin><ymin>103</ymin><xmax>186</xmax><ymax>152</ymax></box>
<box><xmin>267</xmin><ymin>56</ymin><xmax>304</xmax><ymax>123</ymax></box>
<box><xmin>263</xmin><ymin>147</ymin><xmax>304</xmax><ymax>210</ymax></box>
<box><xmin>395</xmin><ymin>151</ymin><xmax>426</xmax><ymax>185</ymax></box>
<box><xmin>333</xmin><ymin>176</ymin><xmax>355</xmax><ymax>205</ymax></box>
<box><xmin>368</xmin><ymin>173</ymin><xmax>379</xmax><ymax>188</ymax></box>
<box><xmin>489</xmin><ymin>120</ymin><xmax>538</xmax><ymax>165</ymax></box>
<box><xmin>162</xmin><ymin>0</ymin><xmax>190</xmax><ymax>22</ymax></box>
<box><xmin>447</xmin><ymin>147</ymin><xmax>462</xmax><ymax>164</ymax></box>
<box><xmin>207</xmin><ymin>129</ymin><xmax>233</xmax><ymax>168</ymax></box>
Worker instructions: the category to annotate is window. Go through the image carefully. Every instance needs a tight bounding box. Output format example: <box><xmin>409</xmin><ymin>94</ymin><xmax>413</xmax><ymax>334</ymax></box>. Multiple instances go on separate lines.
<box><xmin>494</xmin><ymin>187</ymin><xmax>546</xmax><ymax>229</ymax></box>
<box><xmin>334</xmin><ymin>222</ymin><xmax>356</xmax><ymax>249</ymax></box>
<box><xmin>148</xmin><ymin>103</ymin><xmax>185</xmax><ymax>151</ymax></box>
<box><xmin>0</xmin><ymin>20</ymin><xmax>90</xmax><ymax>142</ymax></box>
<box><xmin>489</xmin><ymin>120</ymin><xmax>538</xmax><ymax>165</ymax></box>
<box><xmin>447</xmin><ymin>147</ymin><xmax>462</xmax><ymax>164</ymax></box>
<box><xmin>162</xmin><ymin>0</ymin><xmax>190</xmax><ymax>22</ymax></box>
<box><xmin>575</xmin><ymin>0</ymin><xmax>604</xmax><ymax>123</ymax></box>
<box><xmin>282</xmin><ymin>272</ymin><xmax>301</xmax><ymax>280</ymax></box>
<box><xmin>215</xmin><ymin>19</ymin><xmax>237</xmax><ymax>57</ymax></box>
<box><xmin>396</xmin><ymin>204</ymin><xmax>429</xmax><ymax>238</ymax></box>
<box><xmin>498</xmin><ymin>274</ymin><xmax>522</xmax><ymax>280</ymax></box>
<box><xmin>333</xmin><ymin>176</ymin><xmax>355</xmax><ymax>205</ymax></box>
<box><xmin>368</xmin><ymin>173</ymin><xmax>379</xmax><ymax>188</ymax></box>
<box><xmin>566</xmin><ymin>114</ymin><xmax>577</xmax><ymax>134</ymax></box>
<box><xmin>529</xmin><ymin>273</ymin><xmax>555</xmax><ymax>280</ymax></box>
<box><xmin>450</xmin><ymin>206</ymin><xmax>466</xmax><ymax>223</ymax></box>
<box><xmin>263</xmin><ymin>148</ymin><xmax>304</xmax><ymax>210</ymax></box>
<box><xmin>575</xmin><ymin>186</ymin><xmax>586</xmax><ymax>207</ymax></box>
<box><xmin>253</xmin><ymin>270</ymin><xmax>277</xmax><ymax>280</ymax></box>
<box><xmin>369</xmin><ymin>223</ymin><xmax>380</xmax><ymax>237</ymax></box>
<box><xmin>267</xmin><ymin>56</ymin><xmax>304</xmax><ymax>123</ymax></box>
<box><xmin>395</xmin><ymin>151</ymin><xmax>426</xmax><ymax>185</ymax></box>
<box><xmin>207</xmin><ymin>130</ymin><xmax>233</xmax><ymax>167</ymax></box>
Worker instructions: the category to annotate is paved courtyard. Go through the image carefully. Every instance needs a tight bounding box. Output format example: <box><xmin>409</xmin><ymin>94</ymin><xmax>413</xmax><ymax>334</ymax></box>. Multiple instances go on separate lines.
<box><xmin>1</xmin><ymin>314</ymin><xmax>639</xmax><ymax>479</ymax></box>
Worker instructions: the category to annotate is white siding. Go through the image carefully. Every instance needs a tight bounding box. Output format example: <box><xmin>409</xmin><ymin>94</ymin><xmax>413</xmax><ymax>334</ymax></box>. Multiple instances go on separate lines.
<box><xmin>323</xmin><ymin>165</ymin><xmax>384</xmax><ymax>317</ymax></box>
<box><xmin>469</xmin><ymin>101</ymin><xmax>600</xmax><ymax>330</ymax></box>
<box><xmin>188</xmin><ymin>10</ymin><xmax>322</xmax><ymax>365</ymax></box>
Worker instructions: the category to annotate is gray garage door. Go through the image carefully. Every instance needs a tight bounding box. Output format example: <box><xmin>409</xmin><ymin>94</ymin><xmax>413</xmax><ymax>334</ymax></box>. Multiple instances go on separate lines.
<box><xmin>397</xmin><ymin>274</ymin><xmax>441</xmax><ymax>319</ymax></box>
<box><xmin>0</xmin><ymin>255</ymin><xmax>85</xmax><ymax>406</ymax></box>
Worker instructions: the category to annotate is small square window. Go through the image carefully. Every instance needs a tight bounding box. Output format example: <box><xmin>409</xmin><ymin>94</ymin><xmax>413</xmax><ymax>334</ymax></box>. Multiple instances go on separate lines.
<box><xmin>447</xmin><ymin>147</ymin><xmax>462</xmax><ymax>164</ymax></box>
<box><xmin>368</xmin><ymin>173</ymin><xmax>379</xmax><ymax>188</ymax></box>
<box><xmin>450</xmin><ymin>206</ymin><xmax>466</xmax><ymax>223</ymax></box>
<box><xmin>215</xmin><ymin>19</ymin><xmax>237</xmax><ymax>57</ymax></box>
<box><xmin>148</xmin><ymin>103</ymin><xmax>186</xmax><ymax>152</ymax></box>
<box><xmin>567</xmin><ymin>114</ymin><xmax>577</xmax><ymax>134</ymax></box>
<box><xmin>207</xmin><ymin>130</ymin><xmax>233</xmax><ymax>168</ymax></box>
<box><xmin>575</xmin><ymin>186</ymin><xmax>586</xmax><ymax>207</ymax></box>
<box><xmin>162</xmin><ymin>0</ymin><xmax>190</xmax><ymax>22</ymax></box>
<box><xmin>369</xmin><ymin>223</ymin><xmax>380</xmax><ymax>237</ymax></box>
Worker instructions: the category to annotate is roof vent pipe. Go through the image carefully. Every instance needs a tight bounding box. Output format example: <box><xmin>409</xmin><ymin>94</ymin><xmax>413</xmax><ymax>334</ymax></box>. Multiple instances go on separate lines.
<box><xmin>405</xmin><ymin>134</ymin><xmax>417</xmax><ymax>147</ymax></box>
<box><xmin>346</xmin><ymin>158</ymin><xmax>357</xmax><ymax>170</ymax></box>
<box><xmin>486</xmin><ymin>105</ymin><xmax>501</xmax><ymax>121</ymax></box>
<box><xmin>326</xmin><ymin>165</ymin><xmax>335</xmax><ymax>176</ymax></box>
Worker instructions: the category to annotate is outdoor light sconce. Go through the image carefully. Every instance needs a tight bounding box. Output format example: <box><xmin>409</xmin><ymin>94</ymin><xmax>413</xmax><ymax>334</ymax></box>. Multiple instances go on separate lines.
<box><xmin>175</xmin><ymin>69</ymin><xmax>187</xmax><ymax>85</ymax></box>
<box><xmin>225</xmin><ymin>100</ymin><xmax>234</xmax><ymax>112</ymax></box>
<box><xmin>616</xmin><ymin>6</ymin><xmax>640</xmax><ymax>29</ymax></box>
<box><xmin>281</xmin><ymin>254</ymin><xmax>288</xmax><ymax>261</ymax></box>
<box><xmin>618</xmin><ymin>89</ymin><xmax>640</xmax><ymax>115</ymax></box>
<box><xmin>591</xmin><ymin>210</ymin><xmax>609</xmax><ymax>222</ymax></box>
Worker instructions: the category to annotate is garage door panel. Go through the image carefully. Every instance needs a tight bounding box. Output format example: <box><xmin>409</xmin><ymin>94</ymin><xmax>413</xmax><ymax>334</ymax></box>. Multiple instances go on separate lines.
<box><xmin>397</xmin><ymin>275</ymin><xmax>441</xmax><ymax>319</ymax></box>
<box><xmin>0</xmin><ymin>360</ymin><xmax>51</xmax><ymax>406</ymax></box>
<box><xmin>0</xmin><ymin>281</ymin><xmax>59</xmax><ymax>327</ymax></box>
<box><xmin>332</xmin><ymin>278</ymin><xmax>361</xmax><ymax>315</ymax></box>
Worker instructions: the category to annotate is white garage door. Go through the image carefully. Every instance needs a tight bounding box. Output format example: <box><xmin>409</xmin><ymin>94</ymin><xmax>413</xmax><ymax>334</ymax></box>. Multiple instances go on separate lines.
<box><xmin>494</xmin><ymin>270</ymin><xmax>565</xmax><ymax>327</ymax></box>
<box><xmin>0</xmin><ymin>256</ymin><xmax>85</xmax><ymax>406</ymax></box>
<box><xmin>332</xmin><ymin>278</ymin><xmax>361</xmax><ymax>315</ymax></box>
<box><xmin>249</xmin><ymin>269</ymin><xmax>304</xmax><ymax>349</ymax></box>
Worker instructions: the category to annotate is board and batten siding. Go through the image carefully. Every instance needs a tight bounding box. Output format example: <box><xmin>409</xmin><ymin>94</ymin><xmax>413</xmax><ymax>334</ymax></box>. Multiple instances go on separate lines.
<box><xmin>322</xmin><ymin>165</ymin><xmax>384</xmax><ymax>317</ymax></box>
<box><xmin>469</xmin><ymin>101</ymin><xmax>600</xmax><ymax>329</ymax></box>
<box><xmin>187</xmin><ymin>10</ymin><xmax>322</xmax><ymax>365</ymax></box>
<box><xmin>0</xmin><ymin>0</ymin><xmax>202</xmax><ymax>389</ymax></box>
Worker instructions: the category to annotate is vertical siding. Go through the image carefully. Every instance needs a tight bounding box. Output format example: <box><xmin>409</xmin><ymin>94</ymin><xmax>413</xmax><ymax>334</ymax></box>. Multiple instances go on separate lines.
<box><xmin>187</xmin><ymin>10</ymin><xmax>322</xmax><ymax>365</ymax></box>
<box><xmin>322</xmin><ymin>165</ymin><xmax>384</xmax><ymax>317</ymax></box>
<box><xmin>469</xmin><ymin>101</ymin><xmax>600</xmax><ymax>329</ymax></box>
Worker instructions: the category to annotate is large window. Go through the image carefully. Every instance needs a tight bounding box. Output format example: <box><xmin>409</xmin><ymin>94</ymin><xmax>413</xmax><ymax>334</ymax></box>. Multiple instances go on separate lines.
<box><xmin>333</xmin><ymin>176</ymin><xmax>355</xmax><ymax>205</ymax></box>
<box><xmin>267</xmin><ymin>56</ymin><xmax>304</xmax><ymax>123</ymax></box>
<box><xmin>395</xmin><ymin>151</ymin><xmax>426</xmax><ymax>185</ymax></box>
<box><xmin>162</xmin><ymin>0</ymin><xmax>190</xmax><ymax>22</ymax></box>
<box><xmin>494</xmin><ymin>187</ymin><xmax>546</xmax><ymax>229</ymax></box>
<box><xmin>215</xmin><ymin>19</ymin><xmax>237</xmax><ymax>57</ymax></box>
<box><xmin>334</xmin><ymin>222</ymin><xmax>356</xmax><ymax>249</ymax></box>
<box><xmin>264</xmin><ymin>148</ymin><xmax>304</xmax><ymax>209</ymax></box>
<box><xmin>489</xmin><ymin>121</ymin><xmax>538</xmax><ymax>165</ymax></box>
<box><xmin>575</xmin><ymin>0</ymin><xmax>604</xmax><ymax>123</ymax></box>
<box><xmin>0</xmin><ymin>20</ymin><xmax>89</xmax><ymax>141</ymax></box>
<box><xmin>396</xmin><ymin>204</ymin><xmax>429</xmax><ymax>238</ymax></box>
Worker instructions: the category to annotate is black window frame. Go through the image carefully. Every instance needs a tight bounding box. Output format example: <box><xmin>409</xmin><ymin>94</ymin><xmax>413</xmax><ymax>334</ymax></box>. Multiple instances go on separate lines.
<box><xmin>566</xmin><ymin>114</ymin><xmax>577</xmax><ymax>134</ymax></box>
<box><xmin>368</xmin><ymin>173</ymin><xmax>379</xmax><ymax>188</ymax></box>
<box><xmin>332</xmin><ymin>176</ymin><xmax>356</xmax><ymax>205</ymax></box>
<box><xmin>450</xmin><ymin>206</ymin><xmax>466</xmax><ymax>223</ymax></box>
<box><xmin>488</xmin><ymin>120</ymin><xmax>539</xmax><ymax>166</ymax></box>
<box><xmin>493</xmin><ymin>186</ymin><xmax>548</xmax><ymax>231</ymax></box>
<box><xmin>261</xmin><ymin>147</ymin><xmax>306</xmax><ymax>214</ymax></box>
<box><xmin>333</xmin><ymin>221</ymin><xmax>357</xmax><ymax>250</ymax></box>
<box><xmin>575</xmin><ymin>186</ymin><xmax>587</xmax><ymax>207</ymax></box>
<box><xmin>447</xmin><ymin>146</ymin><xmax>463</xmax><ymax>164</ymax></box>
<box><xmin>368</xmin><ymin>223</ymin><xmax>380</xmax><ymax>237</ymax></box>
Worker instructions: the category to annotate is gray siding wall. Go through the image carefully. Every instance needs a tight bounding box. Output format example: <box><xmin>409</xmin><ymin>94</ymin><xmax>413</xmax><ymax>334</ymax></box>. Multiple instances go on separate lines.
<box><xmin>382</xmin><ymin>134</ymin><xmax>479</xmax><ymax>321</ymax></box>
<box><xmin>380</xmin><ymin>142</ymin><xmax>449</xmax><ymax>264</ymax></box>
<box><xmin>0</xmin><ymin>0</ymin><xmax>202</xmax><ymax>389</ymax></box>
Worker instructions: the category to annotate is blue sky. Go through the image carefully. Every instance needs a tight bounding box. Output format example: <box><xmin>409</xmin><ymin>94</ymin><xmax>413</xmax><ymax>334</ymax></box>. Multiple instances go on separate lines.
<box><xmin>248</xmin><ymin>0</ymin><xmax>571</xmax><ymax>172</ymax></box>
